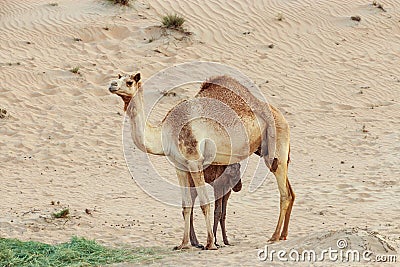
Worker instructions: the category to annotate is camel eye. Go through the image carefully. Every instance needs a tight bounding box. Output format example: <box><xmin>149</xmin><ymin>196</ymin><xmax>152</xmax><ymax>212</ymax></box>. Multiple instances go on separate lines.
<box><xmin>126</xmin><ymin>81</ymin><xmax>133</xmax><ymax>87</ymax></box>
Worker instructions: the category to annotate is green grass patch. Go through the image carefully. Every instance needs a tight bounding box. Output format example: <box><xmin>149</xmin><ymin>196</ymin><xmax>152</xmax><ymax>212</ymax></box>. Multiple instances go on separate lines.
<box><xmin>0</xmin><ymin>236</ymin><xmax>163</xmax><ymax>267</ymax></box>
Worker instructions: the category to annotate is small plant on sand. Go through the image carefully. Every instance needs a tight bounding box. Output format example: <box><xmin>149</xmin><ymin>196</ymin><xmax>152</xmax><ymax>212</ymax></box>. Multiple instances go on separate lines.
<box><xmin>161</xmin><ymin>90</ymin><xmax>177</xmax><ymax>97</ymax></box>
<box><xmin>372</xmin><ymin>1</ymin><xmax>386</xmax><ymax>11</ymax></box>
<box><xmin>53</xmin><ymin>208</ymin><xmax>69</xmax><ymax>218</ymax></box>
<box><xmin>148</xmin><ymin>37</ymin><xmax>155</xmax><ymax>43</ymax></box>
<box><xmin>351</xmin><ymin>15</ymin><xmax>361</xmax><ymax>22</ymax></box>
<box><xmin>0</xmin><ymin>108</ymin><xmax>8</xmax><ymax>119</ymax></box>
<box><xmin>49</xmin><ymin>2</ymin><xmax>58</xmax><ymax>6</ymax></box>
<box><xmin>107</xmin><ymin>0</ymin><xmax>131</xmax><ymax>5</ymax></box>
<box><xmin>161</xmin><ymin>14</ymin><xmax>185</xmax><ymax>30</ymax></box>
<box><xmin>276</xmin><ymin>12</ymin><xmax>284</xmax><ymax>21</ymax></box>
<box><xmin>70</xmin><ymin>66</ymin><xmax>80</xmax><ymax>74</ymax></box>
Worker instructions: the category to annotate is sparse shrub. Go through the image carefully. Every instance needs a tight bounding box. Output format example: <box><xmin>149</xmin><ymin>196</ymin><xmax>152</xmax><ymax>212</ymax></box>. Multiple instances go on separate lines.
<box><xmin>161</xmin><ymin>90</ymin><xmax>177</xmax><ymax>97</ymax></box>
<box><xmin>0</xmin><ymin>108</ymin><xmax>7</xmax><ymax>119</ymax></box>
<box><xmin>372</xmin><ymin>1</ymin><xmax>386</xmax><ymax>11</ymax></box>
<box><xmin>53</xmin><ymin>208</ymin><xmax>69</xmax><ymax>218</ymax></box>
<box><xmin>70</xmin><ymin>66</ymin><xmax>80</xmax><ymax>74</ymax></box>
<box><xmin>161</xmin><ymin>14</ymin><xmax>185</xmax><ymax>30</ymax></box>
<box><xmin>108</xmin><ymin>0</ymin><xmax>130</xmax><ymax>5</ymax></box>
<box><xmin>276</xmin><ymin>12</ymin><xmax>284</xmax><ymax>21</ymax></box>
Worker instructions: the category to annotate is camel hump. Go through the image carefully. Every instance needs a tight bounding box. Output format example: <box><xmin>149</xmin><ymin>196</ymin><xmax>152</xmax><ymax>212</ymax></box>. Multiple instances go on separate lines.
<box><xmin>197</xmin><ymin>76</ymin><xmax>256</xmax><ymax>119</ymax></box>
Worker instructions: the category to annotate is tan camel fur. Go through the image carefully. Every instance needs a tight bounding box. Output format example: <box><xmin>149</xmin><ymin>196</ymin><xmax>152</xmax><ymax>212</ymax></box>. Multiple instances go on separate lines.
<box><xmin>108</xmin><ymin>73</ymin><xmax>294</xmax><ymax>249</ymax></box>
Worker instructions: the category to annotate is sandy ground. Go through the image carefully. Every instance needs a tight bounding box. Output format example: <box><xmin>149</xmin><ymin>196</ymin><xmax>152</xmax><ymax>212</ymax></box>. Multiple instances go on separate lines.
<box><xmin>1</xmin><ymin>0</ymin><xmax>399</xmax><ymax>265</ymax></box>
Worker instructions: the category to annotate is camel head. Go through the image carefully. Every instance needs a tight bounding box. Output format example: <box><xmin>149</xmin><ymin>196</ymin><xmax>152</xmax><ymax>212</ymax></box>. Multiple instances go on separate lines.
<box><xmin>226</xmin><ymin>163</ymin><xmax>242</xmax><ymax>192</ymax></box>
<box><xmin>109</xmin><ymin>72</ymin><xmax>141</xmax><ymax>111</ymax></box>
<box><xmin>108</xmin><ymin>72</ymin><xmax>141</xmax><ymax>97</ymax></box>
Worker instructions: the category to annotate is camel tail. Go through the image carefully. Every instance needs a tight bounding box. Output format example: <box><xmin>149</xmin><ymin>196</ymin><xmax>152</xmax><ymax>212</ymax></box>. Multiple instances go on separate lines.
<box><xmin>261</xmin><ymin>123</ymin><xmax>278</xmax><ymax>172</ymax></box>
<box><xmin>258</xmin><ymin>103</ymin><xmax>277</xmax><ymax>171</ymax></box>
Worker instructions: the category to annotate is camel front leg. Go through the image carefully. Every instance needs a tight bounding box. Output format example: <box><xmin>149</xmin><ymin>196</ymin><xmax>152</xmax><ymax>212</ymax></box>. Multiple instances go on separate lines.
<box><xmin>174</xmin><ymin>169</ymin><xmax>192</xmax><ymax>250</ymax></box>
<box><xmin>213</xmin><ymin>196</ymin><xmax>223</xmax><ymax>247</ymax></box>
<box><xmin>188</xmin><ymin>185</ymin><xmax>204</xmax><ymax>248</ymax></box>
<box><xmin>190</xmin><ymin>171</ymin><xmax>217</xmax><ymax>250</ymax></box>
<box><xmin>220</xmin><ymin>190</ymin><xmax>231</xmax><ymax>245</ymax></box>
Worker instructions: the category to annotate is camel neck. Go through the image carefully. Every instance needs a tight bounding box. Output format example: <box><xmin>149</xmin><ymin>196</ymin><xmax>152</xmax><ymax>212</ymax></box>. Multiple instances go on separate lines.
<box><xmin>126</xmin><ymin>88</ymin><xmax>164</xmax><ymax>156</ymax></box>
<box><xmin>121</xmin><ymin>95</ymin><xmax>132</xmax><ymax>111</ymax></box>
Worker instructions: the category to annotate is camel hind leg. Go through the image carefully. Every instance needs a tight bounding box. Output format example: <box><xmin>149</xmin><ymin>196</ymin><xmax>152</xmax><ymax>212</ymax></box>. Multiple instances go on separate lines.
<box><xmin>220</xmin><ymin>191</ymin><xmax>231</xmax><ymax>245</ymax></box>
<box><xmin>213</xmin><ymin>197</ymin><xmax>223</xmax><ymax>246</ymax></box>
<box><xmin>267</xmin><ymin>143</ymin><xmax>294</xmax><ymax>242</ymax></box>
<box><xmin>267</xmin><ymin>105</ymin><xmax>294</xmax><ymax>242</ymax></box>
<box><xmin>280</xmin><ymin>178</ymin><xmax>295</xmax><ymax>240</ymax></box>
<box><xmin>268</xmin><ymin>160</ymin><xmax>294</xmax><ymax>242</ymax></box>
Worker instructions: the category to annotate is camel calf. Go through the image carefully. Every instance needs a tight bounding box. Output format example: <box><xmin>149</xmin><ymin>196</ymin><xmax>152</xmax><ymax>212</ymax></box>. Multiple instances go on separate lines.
<box><xmin>188</xmin><ymin>163</ymin><xmax>242</xmax><ymax>248</ymax></box>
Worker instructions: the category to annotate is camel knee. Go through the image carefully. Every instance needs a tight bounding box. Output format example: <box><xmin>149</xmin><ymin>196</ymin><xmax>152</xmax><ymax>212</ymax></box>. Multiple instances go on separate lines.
<box><xmin>282</xmin><ymin>192</ymin><xmax>294</xmax><ymax>202</ymax></box>
<box><xmin>220</xmin><ymin>210</ymin><xmax>226</xmax><ymax>222</ymax></box>
<box><xmin>290</xmin><ymin>190</ymin><xmax>295</xmax><ymax>203</ymax></box>
<box><xmin>182</xmin><ymin>207</ymin><xmax>192</xmax><ymax>217</ymax></box>
<box><xmin>214</xmin><ymin>207</ymin><xmax>222</xmax><ymax>219</ymax></box>
<box><xmin>280</xmin><ymin>195</ymin><xmax>292</xmax><ymax>210</ymax></box>
<box><xmin>201</xmin><ymin>204</ymin><xmax>210</xmax><ymax>216</ymax></box>
<box><xmin>288</xmin><ymin>181</ymin><xmax>295</xmax><ymax>202</ymax></box>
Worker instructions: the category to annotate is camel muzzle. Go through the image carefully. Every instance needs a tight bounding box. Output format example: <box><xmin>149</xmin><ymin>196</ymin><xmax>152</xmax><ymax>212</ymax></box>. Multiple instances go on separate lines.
<box><xmin>109</xmin><ymin>86</ymin><xmax>118</xmax><ymax>93</ymax></box>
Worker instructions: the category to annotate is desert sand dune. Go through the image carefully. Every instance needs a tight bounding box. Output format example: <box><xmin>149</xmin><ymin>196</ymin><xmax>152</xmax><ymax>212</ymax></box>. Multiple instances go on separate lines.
<box><xmin>0</xmin><ymin>0</ymin><xmax>399</xmax><ymax>265</ymax></box>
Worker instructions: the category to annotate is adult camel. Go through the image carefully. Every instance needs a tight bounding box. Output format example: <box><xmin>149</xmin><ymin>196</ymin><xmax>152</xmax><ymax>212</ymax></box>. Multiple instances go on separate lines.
<box><xmin>108</xmin><ymin>73</ymin><xmax>294</xmax><ymax>250</ymax></box>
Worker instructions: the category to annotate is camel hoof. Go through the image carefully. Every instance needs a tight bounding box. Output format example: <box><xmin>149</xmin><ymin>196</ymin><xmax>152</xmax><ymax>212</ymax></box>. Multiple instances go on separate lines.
<box><xmin>194</xmin><ymin>244</ymin><xmax>204</xmax><ymax>249</ymax></box>
<box><xmin>205</xmin><ymin>244</ymin><xmax>218</xmax><ymax>250</ymax></box>
<box><xmin>268</xmin><ymin>236</ymin><xmax>280</xmax><ymax>243</ymax></box>
<box><xmin>223</xmin><ymin>241</ymin><xmax>231</xmax><ymax>246</ymax></box>
<box><xmin>173</xmin><ymin>244</ymin><xmax>190</xmax><ymax>250</ymax></box>
<box><xmin>279</xmin><ymin>236</ymin><xmax>287</xmax><ymax>240</ymax></box>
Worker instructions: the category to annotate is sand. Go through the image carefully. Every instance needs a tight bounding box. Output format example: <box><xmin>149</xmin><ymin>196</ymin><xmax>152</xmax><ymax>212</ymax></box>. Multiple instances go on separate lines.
<box><xmin>0</xmin><ymin>0</ymin><xmax>399</xmax><ymax>265</ymax></box>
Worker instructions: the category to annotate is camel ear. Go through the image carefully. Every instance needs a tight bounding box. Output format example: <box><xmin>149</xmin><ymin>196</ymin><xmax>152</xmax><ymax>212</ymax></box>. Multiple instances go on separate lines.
<box><xmin>118</xmin><ymin>73</ymin><xmax>122</xmax><ymax>79</ymax></box>
<box><xmin>132</xmin><ymin>73</ymin><xmax>141</xmax><ymax>83</ymax></box>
